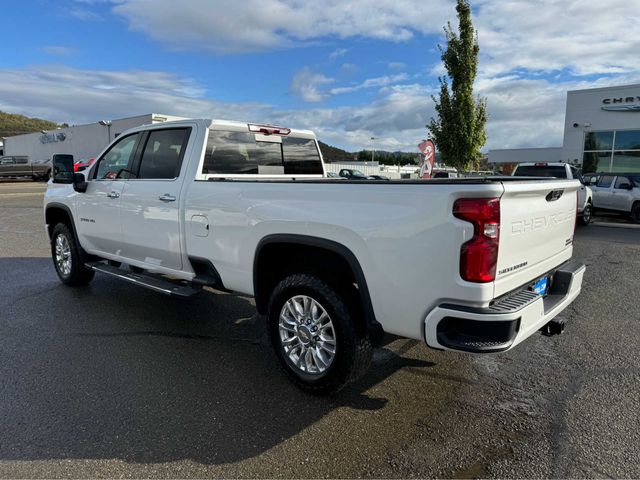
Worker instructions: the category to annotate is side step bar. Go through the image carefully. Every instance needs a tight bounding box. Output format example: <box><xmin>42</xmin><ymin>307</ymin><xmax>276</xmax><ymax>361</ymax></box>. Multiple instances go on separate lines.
<box><xmin>85</xmin><ymin>262</ymin><xmax>201</xmax><ymax>297</ymax></box>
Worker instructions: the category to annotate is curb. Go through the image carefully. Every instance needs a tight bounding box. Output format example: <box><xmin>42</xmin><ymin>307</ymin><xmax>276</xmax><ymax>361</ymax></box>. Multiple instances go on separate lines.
<box><xmin>591</xmin><ymin>221</ymin><xmax>640</xmax><ymax>230</ymax></box>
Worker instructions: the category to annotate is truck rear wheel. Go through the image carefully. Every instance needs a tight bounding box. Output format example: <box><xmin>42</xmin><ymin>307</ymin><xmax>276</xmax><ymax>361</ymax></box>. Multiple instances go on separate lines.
<box><xmin>267</xmin><ymin>273</ymin><xmax>372</xmax><ymax>395</ymax></box>
<box><xmin>51</xmin><ymin>223</ymin><xmax>95</xmax><ymax>286</ymax></box>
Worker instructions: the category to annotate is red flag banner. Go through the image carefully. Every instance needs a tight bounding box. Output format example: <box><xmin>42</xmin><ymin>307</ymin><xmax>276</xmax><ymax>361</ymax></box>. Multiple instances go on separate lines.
<box><xmin>418</xmin><ymin>139</ymin><xmax>435</xmax><ymax>179</ymax></box>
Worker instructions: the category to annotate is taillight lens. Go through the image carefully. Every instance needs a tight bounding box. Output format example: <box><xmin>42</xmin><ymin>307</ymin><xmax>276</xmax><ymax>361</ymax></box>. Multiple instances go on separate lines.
<box><xmin>453</xmin><ymin>197</ymin><xmax>501</xmax><ymax>283</ymax></box>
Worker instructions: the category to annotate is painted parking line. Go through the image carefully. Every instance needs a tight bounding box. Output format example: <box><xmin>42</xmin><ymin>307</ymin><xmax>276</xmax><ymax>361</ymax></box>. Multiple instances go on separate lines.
<box><xmin>0</xmin><ymin>192</ymin><xmax>45</xmax><ymax>197</ymax></box>
<box><xmin>592</xmin><ymin>221</ymin><xmax>640</xmax><ymax>230</ymax></box>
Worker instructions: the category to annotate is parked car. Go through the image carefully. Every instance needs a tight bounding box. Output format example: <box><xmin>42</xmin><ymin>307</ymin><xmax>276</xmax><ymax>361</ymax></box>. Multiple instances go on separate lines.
<box><xmin>326</xmin><ymin>172</ymin><xmax>345</xmax><ymax>179</ymax></box>
<box><xmin>74</xmin><ymin>157</ymin><xmax>96</xmax><ymax>172</ymax></box>
<box><xmin>338</xmin><ymin>168</ymin><xmax>369</xmax><ymax>180</ymax></box>
<box><xmin>432</xmin><ymin>170</ymin><xmax>459</xmax><ymax>179</ymax></box>
<box><xmin>512</xmin><ymin>162</ymin><xmax>593</xmax><ymax>225</ymax></box>
<box><xmin>368</xmin><ymin>174</ymin><xmax>390</xmax><ymax>180</ymax></box>
<box><xmin>44</xmin><ymin>119</ymin><xmax>585</xmax><ymax>394</ymax></box>
<box><xmin>0</xmin><ymin>156</ymin><xmax>51</xmax><ymax>181</ymax></box>
<box><xmin>591</xmin><ymin>173</ymin><xmax>640</xmax><ymax>223</ymax></box>
<box><xmin>583</xmin><ymin>172</ymin><xmax>600</xmax><ymax>186</ymax></box>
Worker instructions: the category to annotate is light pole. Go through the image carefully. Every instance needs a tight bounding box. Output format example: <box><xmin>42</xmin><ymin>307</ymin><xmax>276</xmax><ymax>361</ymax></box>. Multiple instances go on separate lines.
<box><xmin>370</xmin><ymin>136</ymin><xmax>376</xmax><ymax>163</ymax></box>
<box><xmin>99</xmin><ymin>120</ymin><xmax>112</xmax><ymax>143</ymax></box>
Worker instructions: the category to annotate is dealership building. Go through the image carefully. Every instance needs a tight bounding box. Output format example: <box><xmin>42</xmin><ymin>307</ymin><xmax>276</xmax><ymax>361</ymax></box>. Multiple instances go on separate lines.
<box><xmin>2</xmin><ymin>113</ymin><xmax>185</xmax><ymax>162</ymax></box>
<box><xmin>489</xmin><ymin>83</ymin><xmax>640</xmax><ymax>173</ymax></box>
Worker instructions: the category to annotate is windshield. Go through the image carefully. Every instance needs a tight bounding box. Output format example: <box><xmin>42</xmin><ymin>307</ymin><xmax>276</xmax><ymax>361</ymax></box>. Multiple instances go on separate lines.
<box><xmin>513</xmin><ymin>165</ymin><xmax>567</xmax><ymax>178</ymax></box>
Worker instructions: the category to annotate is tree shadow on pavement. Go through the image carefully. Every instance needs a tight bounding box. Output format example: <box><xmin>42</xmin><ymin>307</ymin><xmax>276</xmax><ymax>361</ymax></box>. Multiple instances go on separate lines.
<box><xmin>0</xmin><ymin>257</ymin><xmax>436</xmax><ymax>465</ymax></box>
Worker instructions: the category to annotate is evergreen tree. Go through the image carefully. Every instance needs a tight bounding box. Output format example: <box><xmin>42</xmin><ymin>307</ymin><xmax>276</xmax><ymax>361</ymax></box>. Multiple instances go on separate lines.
<box><xmin>427</xmin><ymin>0</ymin><xmax>487</xmax><ymax>171</ymax></box>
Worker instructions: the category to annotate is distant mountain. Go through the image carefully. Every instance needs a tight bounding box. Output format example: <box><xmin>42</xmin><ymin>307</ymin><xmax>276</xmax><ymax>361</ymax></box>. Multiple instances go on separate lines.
<box><xmin>0</xmin><ymin>111</ymin><xmax>63</xmax><ymax>138</ymax></box>
<box><xmin>318</xmin><ymin>141</ymin><xmax>354</xmax><ymax>163</ymax></box>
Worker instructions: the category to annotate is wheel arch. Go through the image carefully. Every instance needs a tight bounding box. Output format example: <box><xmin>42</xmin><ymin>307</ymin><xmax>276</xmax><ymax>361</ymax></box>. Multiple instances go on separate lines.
<box><xmin>46</xmin><ymin>203</ymin><xmax>97</xmax><ymax>265</ymax></box>
<box><xmin>253</xmin><ymin>234</ymin><xmax>384</xmax><ymax>344</ymax></box>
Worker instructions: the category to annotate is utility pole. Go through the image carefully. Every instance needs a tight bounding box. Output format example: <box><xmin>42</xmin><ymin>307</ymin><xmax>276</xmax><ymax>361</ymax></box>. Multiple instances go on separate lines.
<box><xmin>99</xmin><ymin>120</ymin><xmax>112</xmax><ymax>144</ymax></box>
<box><xmin>371</xmin><ymin>136</ymin><xmax>376</xmax><ymax>163</ymax></box>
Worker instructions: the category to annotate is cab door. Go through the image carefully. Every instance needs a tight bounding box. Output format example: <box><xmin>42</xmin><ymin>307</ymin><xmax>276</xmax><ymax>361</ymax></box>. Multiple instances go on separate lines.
<box><xmin>592</xmin><ymin>174</ymin><xmax>615</xmax><ymax>209</ymax></box>
<box><xmin>0</xmin><ymin>157</ymin><xmax>17</xmax><ymax>176</ymax></box>
<box><xmin>75</xmin><ymin>132</ymin><xmax>143</xmax><ymax>256</ymax></box>
<box><xmin>118</xmin><ymin>127</ymin><xmax>192</xmax><ymax>271</ymax></box>
<box><xmin>611</xmin><ymin>175</ymin><xmax>634</xmax><ymax>212</ymax></box>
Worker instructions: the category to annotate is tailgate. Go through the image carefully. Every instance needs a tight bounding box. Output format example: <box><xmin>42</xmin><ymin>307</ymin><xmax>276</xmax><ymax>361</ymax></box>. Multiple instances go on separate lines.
<box><xmin>494</xmin><ymin>179</ymin><xmax>579</xmax><ymax>297</ymax></box>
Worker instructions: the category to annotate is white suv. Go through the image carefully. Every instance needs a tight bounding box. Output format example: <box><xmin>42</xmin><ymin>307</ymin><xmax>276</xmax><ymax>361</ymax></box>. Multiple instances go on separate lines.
<box><xmin>513</xmin><ymin>162</ymin><xmax>593</xmax><ymax>225</ymax></box>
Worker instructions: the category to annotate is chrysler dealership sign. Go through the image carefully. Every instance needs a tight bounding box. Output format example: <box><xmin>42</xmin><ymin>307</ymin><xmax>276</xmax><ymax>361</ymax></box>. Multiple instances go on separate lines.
<box><xmin>602</xmin><ymin>95</ymin><xmax>640</xmax><ymax>112</ymax></box>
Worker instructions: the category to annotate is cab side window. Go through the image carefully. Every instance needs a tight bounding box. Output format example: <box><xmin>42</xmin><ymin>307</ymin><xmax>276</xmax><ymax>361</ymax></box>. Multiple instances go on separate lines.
<box><xmin>597</xmin><ymin>175</ymin><xmax>614</xmax><ymax>188</ymax></box>
<box><xmin>95</xmin><ymin>133</ymin><xmax>141</xmax><ymax>180</ymax></box>
<box><xmin>137</xmin><ymin>128</ymin><xmax>191</xmax><ymax>179</ymax></box>
<box><xmin>614</xmin><ymin>176</ymin><xmax>630</xmax><ymax>189</ymax></box>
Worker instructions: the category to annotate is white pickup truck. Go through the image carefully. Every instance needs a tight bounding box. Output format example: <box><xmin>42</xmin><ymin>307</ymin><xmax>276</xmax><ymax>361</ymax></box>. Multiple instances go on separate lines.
<box><xmin>45</xmin><ymin>119</ymin><xmax>585</xmax><ymax>394</ymax></box>
<box><xmin>512</xmin><ymin>162</ymin><xmax>593</xmax><ymax>225</ymax></box>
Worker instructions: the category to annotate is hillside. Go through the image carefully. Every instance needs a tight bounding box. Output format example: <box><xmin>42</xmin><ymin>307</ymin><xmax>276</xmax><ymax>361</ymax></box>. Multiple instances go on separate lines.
<box><xmin>318</xmin><ymin>141</ymin><xmax>354</xmax><ymax>163</ymax></box>
<box><xmin>0</xmin><ymin>111</ymin><xmax>63</xmax><ymax>138</ymax></box>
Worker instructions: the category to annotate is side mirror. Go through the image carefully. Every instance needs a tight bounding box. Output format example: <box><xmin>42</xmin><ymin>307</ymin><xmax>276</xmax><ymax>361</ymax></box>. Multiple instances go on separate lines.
<box><xmin>590</xmin><ymin>178</ymin><xmax>598</xmax><ymax>185</ymax></box>
<box><xmin>618</xmin><ymin>182</ymin><xmax>633</xmax><ymax>190</ymax></box>
<box><xmin>52</xmin><ymin>154</ymin><xmax>74</xmax><ymax>184</ymax></box>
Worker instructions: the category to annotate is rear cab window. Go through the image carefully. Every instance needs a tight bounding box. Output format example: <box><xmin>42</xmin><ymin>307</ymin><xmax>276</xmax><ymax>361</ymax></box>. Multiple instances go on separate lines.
<box><xmin>513</xmin><ymin>165</ymin><xmax>567</xmax><ymax>178</ymax></box>
<box><xmin>201</xmin><ymin>128</ymin><xmax>323</xmax><ymax>178</ymax></box>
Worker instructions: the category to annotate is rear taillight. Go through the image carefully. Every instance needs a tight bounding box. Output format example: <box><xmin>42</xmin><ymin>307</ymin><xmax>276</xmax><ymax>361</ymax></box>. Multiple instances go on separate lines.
<box><xmin>453</xmin><ymin>197</ymin><xmax>501</xmax><ymax>283</ymax></box>
<box><xmin>573</xmin><ymin>191</ymin><xmax>578</xmax><ymax>239</ymax></box>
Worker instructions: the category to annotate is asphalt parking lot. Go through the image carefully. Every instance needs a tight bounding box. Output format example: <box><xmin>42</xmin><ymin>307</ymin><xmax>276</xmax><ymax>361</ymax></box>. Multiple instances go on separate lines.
<box><xmin>0</xmin><ymin>181</ymin><xmax>638</xmax><ymax>479</ymax></box>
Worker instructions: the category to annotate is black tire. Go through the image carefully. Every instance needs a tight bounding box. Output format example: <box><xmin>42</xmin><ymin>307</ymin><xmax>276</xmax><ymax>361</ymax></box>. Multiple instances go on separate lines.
<box><xmin>51</xmin><ymin>223</ymin><xmax>95</xmax><ymax>286</ymax></box>
<box><xmin>632</xmin><ymin>202</ymin><xmax>640</xmax><ymax>224</ymax></box>
<box><xmin>579</xmin><ymin>202</ymin><xmax>592</xmax><ymax>226</ymax></box>
<box><xmin>267</xmin><ymin>273</ymin><xmax>372</xmax><ymax>395</ymax></box>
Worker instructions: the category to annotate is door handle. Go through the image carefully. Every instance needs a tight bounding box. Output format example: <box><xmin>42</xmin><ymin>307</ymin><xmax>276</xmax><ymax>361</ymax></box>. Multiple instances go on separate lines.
<box><xmin>159</xmin><ymin>194</ymin><xmax>176</xmax><ymax>202</ymax></box>
<box><xmin>107</xmin><ymin>191</ymin><xmax>120</xmax><ymax>199</ymax></box>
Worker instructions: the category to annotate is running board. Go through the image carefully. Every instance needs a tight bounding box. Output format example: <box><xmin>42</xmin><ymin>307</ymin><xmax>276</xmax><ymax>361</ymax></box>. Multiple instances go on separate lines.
<box><xmin>85</xmin><ymin>262</ymin><xmax>200</xmax><ymax>297</ymax></box>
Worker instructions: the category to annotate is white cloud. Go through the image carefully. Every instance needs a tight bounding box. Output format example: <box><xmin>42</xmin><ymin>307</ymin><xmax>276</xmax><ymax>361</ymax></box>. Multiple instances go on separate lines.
<box><xmin>290</xmin><ymin>68</ymin><xmax>334</xmax><ymax>102</ymax></box>
<box><xmin>2</xmin><ymin>65</ymin><xmax>640</xmax><ymax>155</ymax></box>
<box><xmin>0</xmin><ymin>66</ymin><xmax>260</xmax><ymax>127</ymax></box>
<box><xmin>474</xmin><ymin>0</ymin><xmax>640</xmax><ymax>76</ymax></box>
<box><xmin>107</xmin><ymin>0</ymin><xmax>455</xmax><ymax>54</ymax></box>
<box><xmin>84</xmin><ymin>0</ymin><xmax>640</xmax><ymax>82</ymax></box>
<box><xmin>329</xmin><ymin>73</ymin><xmax>409</xmax><ymax>95</ymax></box>
<box><xmin>329</xmin><ymin>48</ymin><xmax>348</xmax><ymax>60</ymax></box>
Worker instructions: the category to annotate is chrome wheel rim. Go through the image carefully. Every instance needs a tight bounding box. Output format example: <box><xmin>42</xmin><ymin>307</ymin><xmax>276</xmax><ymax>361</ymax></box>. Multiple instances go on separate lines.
<box><xmin>279</xmin><ymin>295</ymin><xmax>336</xmax><ymax>376</ymax></box>
<box><xmin>583</xmin><ymin>205</ymin><xmax>591</xmax><ymax>223</ymax></box>
<box><xmin>54</xmin><ymin>234</ymin><xmax>72</xmax><ymax>276</ymax></box>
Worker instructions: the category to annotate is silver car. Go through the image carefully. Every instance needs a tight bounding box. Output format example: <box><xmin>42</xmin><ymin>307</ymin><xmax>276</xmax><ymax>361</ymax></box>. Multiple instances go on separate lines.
<box><xmin>591</xmin><ymin>173</ymin><xmax>640</xmax><ymax>223</ymax></box>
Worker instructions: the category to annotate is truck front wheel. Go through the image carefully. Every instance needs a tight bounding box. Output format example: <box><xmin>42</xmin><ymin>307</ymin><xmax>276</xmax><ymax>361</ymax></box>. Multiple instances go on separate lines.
<box><xmin>579</xmin><ymin>202</ymin><xmax>592</xmax><ymax>226</ymax></box>
<box><xmin>267</xmin><ymin>273</ymin><xmax>372</xmax><ymax>395</ymax></box>
<box><xmin>51</xmin><ymin>223</ymin><xmax>95</xmax><ymax>286</ymax></box>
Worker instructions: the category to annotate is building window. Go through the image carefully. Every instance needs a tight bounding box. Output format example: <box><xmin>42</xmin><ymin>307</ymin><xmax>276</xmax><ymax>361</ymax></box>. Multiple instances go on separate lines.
<box><xmin>582</xmin><ymin>129</ymin><xmax>640</xmax><ymax>173</ymax></box>
<box><xmin>584</xmin><ymin>131</ymin><xmax>613</xmax><ymax>151</ymax></box>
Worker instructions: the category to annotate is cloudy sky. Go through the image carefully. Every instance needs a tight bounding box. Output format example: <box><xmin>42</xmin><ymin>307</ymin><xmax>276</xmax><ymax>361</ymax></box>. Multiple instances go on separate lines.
<box><xmin>2</xmin><ymin>0</ymin><xmax>640</xmax><ymax>152</ymax></box>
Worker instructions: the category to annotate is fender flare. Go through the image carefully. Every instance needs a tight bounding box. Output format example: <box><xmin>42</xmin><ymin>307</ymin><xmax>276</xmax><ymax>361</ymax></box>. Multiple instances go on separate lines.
<box><xmin>253</xmin><ymin>234</ymin><xmax>384</xmax><ymax>344</ymax></box>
